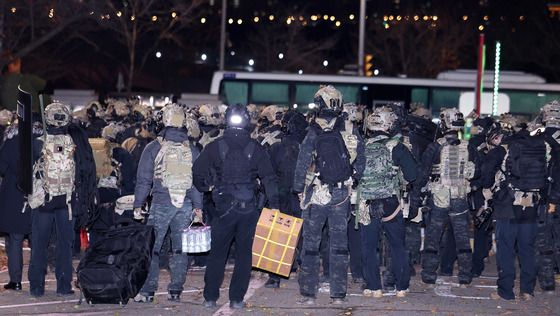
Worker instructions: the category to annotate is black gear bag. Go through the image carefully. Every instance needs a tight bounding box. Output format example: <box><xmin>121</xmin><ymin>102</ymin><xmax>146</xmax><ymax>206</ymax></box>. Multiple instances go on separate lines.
<box><xmin>314</xmin><ymin>130</ymin><xmax>353</xmax><ymax>185</ymax></box>
<box><xmin>77</xmin><ymin>220</ymin><xmax>155</xmax><ymax>305</ymax></box>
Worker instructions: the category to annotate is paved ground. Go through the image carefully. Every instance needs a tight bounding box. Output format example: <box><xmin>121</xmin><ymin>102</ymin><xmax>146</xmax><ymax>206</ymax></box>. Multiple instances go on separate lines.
<box><xmin>0</xmin><ymin>239</ymin><xmax>559</xmax><ymax>316</ymax></box>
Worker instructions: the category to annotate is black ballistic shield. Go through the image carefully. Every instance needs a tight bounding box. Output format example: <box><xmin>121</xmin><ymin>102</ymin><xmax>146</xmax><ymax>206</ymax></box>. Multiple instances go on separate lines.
<box><xmin>17</xmin><ymin>86</ymin><xmax>33</xmax><ymax>194</ymax></box>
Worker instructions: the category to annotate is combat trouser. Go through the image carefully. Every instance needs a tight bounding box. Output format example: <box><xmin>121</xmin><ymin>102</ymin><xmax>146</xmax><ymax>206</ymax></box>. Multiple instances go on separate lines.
<box><xmin>28</xmin><ymin>208</ymin><xmax>75</xmax><ymax>296</ymax></box>
<box><xmin>203</xmin><ymin>209</ymin><xmax>259</xmax><ymax>302</ymax></box>
<box><xmin>495</xmin><ymin>219</ymin><xmax>537</xmax><ymax>300</ymax></box>
<box><xmin>421</xmin><ymin>198</ymin><xmax>472</xmax><ymax>285</ymax></box>
<box><xmin>536</xmin><ymin>215</ymin><xmax>556</xmax><ymax>291</ymax></box>
<box><xmin>140</xmin><ymin>203</ymin><xmax>192</xmax><ymax>295</ymax></box>
<box><xmin>299</xmin><ymin>200</ymin><xmax>350</xmax><ymax>299</ymax></box>
<box><xmin>361</xmin><ymin>197</ymin><xmax>410</xmax><ymax>291</ymax></box>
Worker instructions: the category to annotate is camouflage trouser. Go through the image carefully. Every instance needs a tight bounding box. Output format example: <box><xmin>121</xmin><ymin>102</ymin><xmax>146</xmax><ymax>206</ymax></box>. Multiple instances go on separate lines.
<box><xmin>140</xmin><ymin>203</ymin><xmax>192</xmax><ymax>294</ymax></box>
<box><xmin>536</xmin><ymin>214</ymin><xmax>556</xmax><ymax>291</ymax></box>
<box><xmin>299</xmin><ymin>201</ymin><xmax>350</xmax><ymax>298</ymax></box>
<box><xmin>421</xmin><ymin>198</ymin><xmax>472</xmax><ymax>284</ymax></box>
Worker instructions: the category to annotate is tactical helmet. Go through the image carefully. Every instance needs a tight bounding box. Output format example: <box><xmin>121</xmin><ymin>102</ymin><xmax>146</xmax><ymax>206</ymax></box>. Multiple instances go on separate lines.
<box><xmin>343</xmin><ymin>103</ymin><xmax>363</xmax><ymax>122</ymax></box>
<box><xmin>44</xmin><ymin>102</ymin><xmax>72</xmax><ymax>127</ymax></box>
<box><xmin>198</xmin><ymin>103</ymin><xmax>223</xmax><ymax>126</ymax></box>
<box><xmin>246</xmin><ymin>104</ymin><xmax>260</xmax><ymax>124</ymax></box>
<box><xmin>161</xmin><ymin>103</ymin><xmax>186</xmax><ymax>128</ymax></box>
<box><xmin>102</xmin><ymin>122</ymin><xmax>126</xmax><ymax>142</ymax></box>
<box><xmin>314</xmin><ymin>85</ymin><xmax>342</xmax><ymax>112</ymax></box>
<box><xmin>261</xmin><ymin>105</ymin><xmax>284</xmax><ymax>123</ymax></box>
<box><xmin>225</xmin><ymin>104</ymin><xmax>250</xmax><ymax>129</ymax></box>
<box><xmin>471</xmin><ymin>117</ymin><xmax>494</xmax><ymax>136</ymax></box>
<box><xmin>108</xmin><ymin>99</ymin><xmax>130</xmax><ymax>117</ymax></box>
<box><xmin>486</xmin><ymin>122</ymin><xmax>504</xmax><ymax>145</ymax></box>
<box><xmin>541</xmin><ymin>100</ymin><xmax>560</xmax><ymax>129</ymax></box>
<box><xmin>439</xmin><ymin>107</ymin><xmax>465</xmax><ymax>132</ymax></box>
<box><xmin>498</xmin><ymin>113</ymin><xmax>523</xmax><ymax>134</ymax></box>
<box><xmin>411</xmin><ymin>107</ymin><xmax>432</xmax><ymax>120</ymax></box>
<box><xmin>0</xmin><ymin>109</ymin><xmax>14</xmax><ymax>126</ymax></box>
<box><xmin>185</xmin><ymin>112</ymin><xmax>201</xmax><ymax>139</ymax></box>
<box><xmin>365</xmin><ymin>106</ymin><xmax>398</xmax><ymax>132</ymax></box>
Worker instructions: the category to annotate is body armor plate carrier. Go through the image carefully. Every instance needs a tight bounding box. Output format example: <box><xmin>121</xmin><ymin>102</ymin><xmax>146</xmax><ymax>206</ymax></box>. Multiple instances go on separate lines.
<box><xmin>430</xmin><ymin>138</ymin><xmax>474</xmax><ymax>206</ymax></box>
<box><xmin>154</xmin><ymin>138</ymin><xmax>193</xmax><ymax>208</ymax></box>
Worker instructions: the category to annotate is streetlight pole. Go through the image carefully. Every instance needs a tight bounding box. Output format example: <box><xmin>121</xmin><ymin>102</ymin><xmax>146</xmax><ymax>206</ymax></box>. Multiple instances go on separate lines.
<box><xmin>358</xmin><ymin>0</ymin><xmax>366</xmax><ymax>76</ymax></box>
<box><xmin>219</xmin><ymin>0</ymin><xmax>227</xmax><ymax>71</ymax></box>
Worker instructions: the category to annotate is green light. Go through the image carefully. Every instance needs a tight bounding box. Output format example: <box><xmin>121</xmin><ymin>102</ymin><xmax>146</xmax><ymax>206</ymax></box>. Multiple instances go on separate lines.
<box><xmin>492</xmin><ymin>41</ymin><xmax>501</xmax><ymax>116</ymax></box>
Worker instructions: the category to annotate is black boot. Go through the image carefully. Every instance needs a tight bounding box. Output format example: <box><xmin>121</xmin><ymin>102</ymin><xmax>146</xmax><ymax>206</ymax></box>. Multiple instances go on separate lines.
<box><xmin>4</xmin><ymin>282</ymin><xmax>22</xmax><ymax>291</ymax></box>
<box><xmin>264</xmin><ymin>278</ymin><xmax>280</xmax><ymax>288</ymax></box>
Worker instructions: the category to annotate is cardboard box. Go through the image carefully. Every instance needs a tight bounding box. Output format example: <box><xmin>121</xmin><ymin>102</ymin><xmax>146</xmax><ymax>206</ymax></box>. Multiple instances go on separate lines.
<box><xmin>252</xmin><ymin>208</ymin><xmax>303</xmax><ymax>277</ymax></box>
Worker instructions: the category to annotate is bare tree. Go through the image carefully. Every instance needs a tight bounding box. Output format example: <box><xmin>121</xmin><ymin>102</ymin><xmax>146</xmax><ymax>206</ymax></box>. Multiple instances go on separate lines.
<box><xmin>89</xmin><ymin>0</ymin><xmax>206</xmax><ymax>93</ymax></box>
<box><xmin>244</xmin><ymin>15</ymin><xmax>339</xmax><ymax>74</ymax></box>
<box><xmin>366</xmin><ymin>16</ymin><xmax>473</xmax><ymax>78</ymax></box>
<box><xmin>0</xmin><ymin>0</ymin><xmax>91</xmax><ymax>70</ymax></box>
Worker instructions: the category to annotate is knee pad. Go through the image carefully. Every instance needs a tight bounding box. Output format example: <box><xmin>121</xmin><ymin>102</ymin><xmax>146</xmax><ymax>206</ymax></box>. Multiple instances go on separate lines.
<box><xmin>423</xmin><ymin>249</ymin><xmax>438</xmax><ymax>255</ymax></box>
<box><xmin>333</xmin><ymin>249</ymin><xmax>349</xmax><ymax>256</ymax></box>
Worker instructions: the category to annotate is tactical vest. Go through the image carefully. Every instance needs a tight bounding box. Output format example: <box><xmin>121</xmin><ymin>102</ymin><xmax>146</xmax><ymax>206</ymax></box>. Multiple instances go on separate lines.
<box><xmin>89</xmin><ymin>138</ymin><xmax>121</xmax><ymax>189</ymax></box>
<box><xmin>359</xmin><ymin>135</ymin><xmax>401</xmax><ymax>201</ymax></box>
<box><xmin>430</xmin><ymin>138</ymin><xmax>474</xmax><ymax>203</ymax></box>
<box><xmin>154</xmin><ymin>138</ymin><xmax>194</xmax><ymax>208</ymax></box>
<box><xmin>28</xmin><ymin>134</ymin><xmax>76</xmax><ymax>214</ymax></box>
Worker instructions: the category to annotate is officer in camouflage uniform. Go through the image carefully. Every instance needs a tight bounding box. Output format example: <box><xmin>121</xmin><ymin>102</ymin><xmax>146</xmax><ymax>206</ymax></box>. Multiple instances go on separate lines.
<box><xmin>357</xmin><ymin>106</ymin><xmax>417</xmax><ymax>298</ymax></box>
<box><xmin>293</xmin><ymin>86</ymin><xmax>365</xmax><ymax>305</ymax></box>
<box><xmin>133</xmin><ymin>103</ymin><xmax>203</xmax><ymax>303</ymax></box>
<box><xmin>412</xmin><ymin>108</ymin><xmax>475</xmax><ymax>285</ymax></box>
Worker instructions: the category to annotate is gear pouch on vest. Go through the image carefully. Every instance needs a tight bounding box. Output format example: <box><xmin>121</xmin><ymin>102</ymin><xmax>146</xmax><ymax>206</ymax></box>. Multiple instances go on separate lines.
<box><xmin>513</xmin><ymin>191</ymin><xmax>536</xmax><ymax>209</ymax></box>
<box><xmin>431</xmin><ymin>185</ymin><xmax>451</xmax><ymax>208</ymax></box>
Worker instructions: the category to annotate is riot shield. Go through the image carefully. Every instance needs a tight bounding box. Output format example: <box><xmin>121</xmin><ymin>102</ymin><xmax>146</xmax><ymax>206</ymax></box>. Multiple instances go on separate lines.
<box><xmin>17</xmin><ymin>86</ymin><xmax>33</xmax><ymax>194</ymax></box>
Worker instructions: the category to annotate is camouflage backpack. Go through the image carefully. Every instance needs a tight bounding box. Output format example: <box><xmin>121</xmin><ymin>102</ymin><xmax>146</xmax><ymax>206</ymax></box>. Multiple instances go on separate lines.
<box><xmin>89</xmin><ymin>138</ymin><xmax>120</xmax><ymax>189</ymax></box>
<box><xmin>28</xmin><ymin>134</ymin><xmax>76</xmax><ymax>213</ymax></box>
<box><xmin>154</xmin><ymin>138</ymin><xmax>193</xmax><ymax>208</ymax></box>
<box><xmin>359</xmin><ymin>135</ymin><xmax>401</xmax><ymax>201</ymax></box>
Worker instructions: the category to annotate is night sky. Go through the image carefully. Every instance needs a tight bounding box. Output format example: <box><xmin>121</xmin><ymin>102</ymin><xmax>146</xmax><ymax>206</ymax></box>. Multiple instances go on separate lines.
<box><xmin>2</xmin><ymin>0</ymin><xmax>558</xmax><ymax>95</ymax></box>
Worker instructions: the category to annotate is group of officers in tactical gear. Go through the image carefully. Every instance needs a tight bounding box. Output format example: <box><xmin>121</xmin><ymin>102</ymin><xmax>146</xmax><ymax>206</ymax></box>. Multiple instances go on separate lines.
<box><xmin>0</xmin><ymin>84</ymin><xmax>559</xmax><ymax>308</ymax></box>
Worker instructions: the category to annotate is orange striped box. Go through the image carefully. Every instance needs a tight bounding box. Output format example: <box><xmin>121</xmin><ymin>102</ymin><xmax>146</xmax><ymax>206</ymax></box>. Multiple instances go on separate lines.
<box><xmin>252</xmin><ymin>208</ymin><xmax>303</xmax><ymax>277</ymax></box>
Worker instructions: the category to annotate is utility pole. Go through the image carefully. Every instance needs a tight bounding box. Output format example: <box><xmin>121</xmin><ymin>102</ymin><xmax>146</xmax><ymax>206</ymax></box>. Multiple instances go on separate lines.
<box><xmin>358</xmin><ymin>0</ymin><xmax>366</xmax><ymax>76</ymax></box>
<box><xmin>219</xmin><ymin>0</ymin><xmax>227</xmax><ymax>71</ymax></box>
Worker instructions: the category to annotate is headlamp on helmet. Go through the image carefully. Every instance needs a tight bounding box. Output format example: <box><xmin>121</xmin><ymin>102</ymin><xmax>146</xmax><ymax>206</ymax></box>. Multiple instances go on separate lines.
<box><xmin>225</xmin><ymin>104</ymin><xmax>250</xmax><ymax>129</ymax></box>
<box><xmin>162</xmin><ymin>103</ymin><xmax>186</xmax><ymax>128</ymax></box>
<box><xmin>44</xmin><ymin>102</ymin><xmax>72</xmax><ymax>127</ymax></box>
<box><xmin>439</xmin><ymin>108</ymin><xmax>465</xmax><ymax>132</ymax></box>
<box><xmin>366</xmin><ymin>106</ymin><xmax>398</xmax><ymax>132</ymax></box>
<box><xmin>314</xmin><ymin>85</ymin><xmax>342</xmax><ymax>112</ymax></box>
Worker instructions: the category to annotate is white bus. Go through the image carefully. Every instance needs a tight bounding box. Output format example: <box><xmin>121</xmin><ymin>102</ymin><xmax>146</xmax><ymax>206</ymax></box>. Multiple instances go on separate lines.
<box><xmin>210</xmin><ymin>69</ymin><xmax>560</xmax><ymax>116</ymax></box>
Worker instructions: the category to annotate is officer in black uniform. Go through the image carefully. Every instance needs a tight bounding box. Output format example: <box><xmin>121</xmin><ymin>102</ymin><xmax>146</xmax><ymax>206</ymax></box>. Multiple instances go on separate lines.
<box><xmin>193</xmin><ymin>104</ymin><xmax>279</xmax><ymax>309</ymax></box>
<box><xmin>263</xmin><ymin>111</ymin><xmax>308</xmax><ymax>288</ymax></box>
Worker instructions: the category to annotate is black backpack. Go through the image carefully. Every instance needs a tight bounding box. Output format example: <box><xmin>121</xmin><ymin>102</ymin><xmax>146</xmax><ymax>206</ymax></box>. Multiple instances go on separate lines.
<box><xmin>314</xmin><ymin>130</ymin><xmax>353</xmax><ymax>185</ymax></box>
<box><xmin>506</xmin><ymin>135</ymin><xmax>547</xmax><ymax>191</ymax></box>
<box><xmin>77</xmin><ymin>220</ymin><xmax>155</xmax><ymax>305</ymax></box>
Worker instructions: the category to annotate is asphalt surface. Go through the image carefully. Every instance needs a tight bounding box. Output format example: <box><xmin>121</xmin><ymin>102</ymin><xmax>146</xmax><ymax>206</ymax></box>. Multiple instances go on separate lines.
<box><xmin>0</xmin><ymin>238</ymin><xmax>559</xmax><ymax>316</ymax></box>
